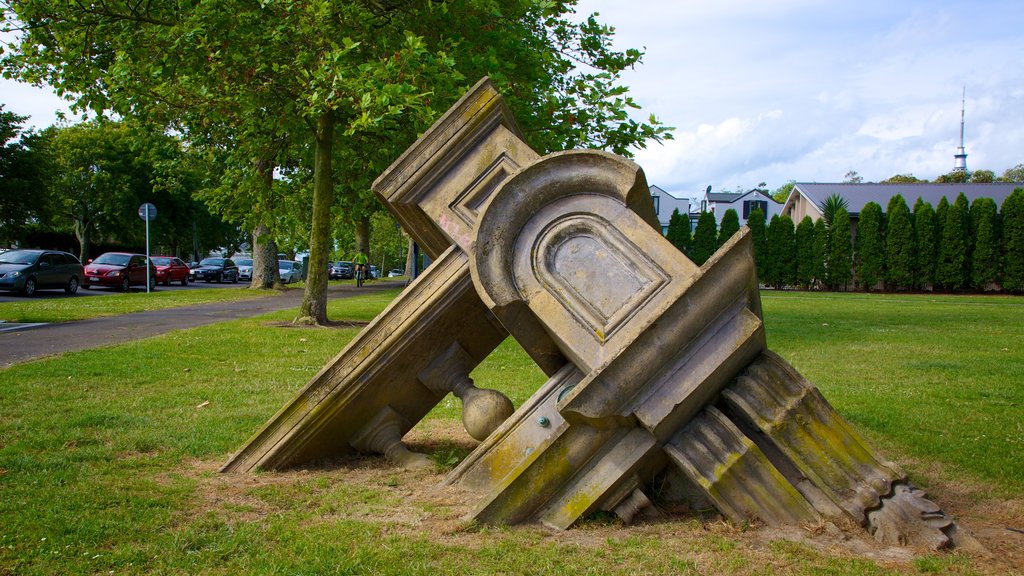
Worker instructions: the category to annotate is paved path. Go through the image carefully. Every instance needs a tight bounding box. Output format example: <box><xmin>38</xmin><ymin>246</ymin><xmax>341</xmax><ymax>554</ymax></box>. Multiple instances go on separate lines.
<box><xmin>0</xmin><ymin>281</ymin><xmax>404</xmax><ymax>368</ymax></box>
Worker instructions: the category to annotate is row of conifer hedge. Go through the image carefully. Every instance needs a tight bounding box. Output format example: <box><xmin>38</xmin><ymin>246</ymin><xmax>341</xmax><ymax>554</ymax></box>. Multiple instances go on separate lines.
<box><xmin>664</xmin><ymin>187</ymin><xmax>1024</xmax><ymax>293</ymax></box>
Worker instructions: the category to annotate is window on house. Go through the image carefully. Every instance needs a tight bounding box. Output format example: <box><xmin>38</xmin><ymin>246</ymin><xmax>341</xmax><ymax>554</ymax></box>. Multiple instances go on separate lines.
<box><xmin>743</xmin><ymin>200</ymin><xmax>768</xmax><ymax>219</ymax></box>
<box><xmin>652</xmin><ymin>195</ymin><xmax>660</xmax><ymax>215</ymax></box>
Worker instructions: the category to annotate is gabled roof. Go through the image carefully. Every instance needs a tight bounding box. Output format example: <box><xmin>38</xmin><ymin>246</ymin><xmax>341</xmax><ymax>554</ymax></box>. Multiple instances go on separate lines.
<box><xmin>787</xmin><ymin>182</ymin><xmax>1024</xmax><ymax>217</ymax></box>
<box><xmin>706</xmin><ymin>192</ymin><xmax>743</xmax><ymax>202</ymax></box>
<box><xmin>707</xmin><ymin>189</ymin><xmax>780</xmax><ymax>205</ymax></box>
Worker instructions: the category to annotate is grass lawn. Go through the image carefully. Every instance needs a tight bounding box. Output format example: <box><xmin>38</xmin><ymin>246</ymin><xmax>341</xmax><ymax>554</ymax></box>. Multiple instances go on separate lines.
<box><xmin>0</xmin><ymin>290</ymin><xmax>1021</xmax><ymax>574</ymax></box>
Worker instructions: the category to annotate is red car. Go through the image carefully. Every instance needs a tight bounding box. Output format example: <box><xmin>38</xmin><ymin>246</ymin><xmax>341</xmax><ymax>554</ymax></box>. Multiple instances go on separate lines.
<box><xmin>152</xmin><ymin>256</ymin><xmax>190</xmax><ymax>286</ymax></box>
<box><xmin>82</xmin><ymin>252</ymin><xmax>157</xmax><ymax>292</ymax></box>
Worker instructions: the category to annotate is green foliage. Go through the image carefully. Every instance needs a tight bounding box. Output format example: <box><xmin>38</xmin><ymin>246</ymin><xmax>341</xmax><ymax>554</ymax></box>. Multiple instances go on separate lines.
<box><xmin>717</xmin><ymin>208</ymin><xmax>740</xmax><ymax>246</ymax></box>
<box><xmin>884</xmin><ymin>195</ymin><xmax>914</xmax><ymax>289</ymax></box>
<box><xmin>690</xmin><ymin>211</ymin><xmax>718</xmax><ymax>266</ymax></box>
<box><xmin>969</xmin><ymin>198</ymin><xmax>999</xmax><ymax>290</ymax></box>
<box><xmin>665</xmin><ymin>208</ymin><xmax>690</xmax><ymax>254</ymax></box>
<box><xmin>771</xmin><ymin>180</ymin><xmax>795</xmax><ymax>203</ymax></box>
<box><xmin>0</xmin><ymin>105</ymin><xmax>49</xmax><ymax>245</ymax></box>
<box><xmin>818</xmin><ymin>193</ymin><xmax>848</xmax><ymax>228</ymax></box>
<box><xmin>935</xmin><ymin>170</ymin><xmax>968</xmax><ymax>183</ymax></box>
<box><xmin>936</xmin><ymin>193</ymin><xmax>970</xmax><ymax>290</ymax></box>
<box><xmin>969</xmin><ymin>169</ymin><xmax>995</xmax><ymax>183</ymax></box>
<box><xmin>827</xmin><ymin>207</ymin><xmax>852</xmax><ymax>289</ymax></box>
<box><xmin>811</xmin><ymin>218</ymin><xmax>828</xmax><ymax>288</ymax></box>
<box><xmin>765</xmin><ymin>215</ymin><xmax>796</xmax><ymax>288</ymax></box>
<box><xmin>795</xmin><ymin>216</ymin><xmax>815</xmax><ymax>289</ymax></box>
<box><xmin>1001</xmin><ymin>188</ymin><xmax>1024</xmax><ymax>292</ymax></box>
<box><xmin>853</xmin><ymin>202</ymin><xmax>884</xmax><ymax>291</ymax></box>
<box><xmin>912</xmin><ymin>199</ymin><xmax>938</xmax><ymax>289</ymax></box>
<box><xmin>881</xmin><ymin>173</ymin><xmax>924</xmax><ymax>183</ymax></box>
<box><xmin>746</xmin><ymin>207</ymin><xmax>767</xmax><ymax>280</ymax></box>
<box><xmin>998</xmin><ymin>164</ymin><xmax>1024</xmax><ymax>182</ymax></box>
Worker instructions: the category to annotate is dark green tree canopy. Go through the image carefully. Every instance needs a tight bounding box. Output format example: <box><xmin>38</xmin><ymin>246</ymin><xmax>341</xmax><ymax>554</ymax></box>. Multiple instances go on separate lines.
<box><xmin>854</xmin><ymin>201</ymin><xmax>884</xmax><ymax>291</ymax></box>
<box><xmin>718</xmin><ymin>208</ymin><xmax>740</xmax><ymax>246</ymax></box>
<box><xmin>746</xmin><ymin>206</ymin><xmax>767</xmax><ymax>280</ymax></box>
<box><xmin>690</xmin><ymin>211</ymin><xmax>717</xmax><ymax>266</ymax></box>
<box><xmin>665</xmin><ymin>207</ymin><xmax>690</xmax><ymax>254</ymax></box>
<box><xmin>885</xmin><ymin>194</ymin><xmax>915</xmax><ymax>289</ymax></box>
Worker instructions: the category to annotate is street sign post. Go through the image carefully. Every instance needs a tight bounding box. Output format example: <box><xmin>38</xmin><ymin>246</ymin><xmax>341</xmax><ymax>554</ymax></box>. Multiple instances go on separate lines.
<box><xmin>138</xmin><ymin>203</ymin><xmax>157</xmax><ymax>293</ymax></box>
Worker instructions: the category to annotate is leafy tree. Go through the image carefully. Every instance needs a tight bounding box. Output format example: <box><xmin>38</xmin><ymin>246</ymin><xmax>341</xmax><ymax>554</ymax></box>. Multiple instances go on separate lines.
<box><xmin>854</xmin><ymin>202</ymin><xmax>885</xmax><ymax>291</ymax></box>
<box><xmin>912</xmin><ymin>198</ymin><xmax>938</xmax><ymax>290</ymax></box>
<box><xmin>828</xmin><ymin>207</ymin><xmax>852</xmax><ymax>290</ymax></box>
<box><xmin>969</xmin><ymin>169</ymin><xmax>995</xmax><ymax>183</ymax></box>
<box><xmin>935</xmin><ymin>171</ymin><xmax>968</xmax><ymax>184</ymax></box>
<box><xmin>665</xmin><ymin>208</ymin><xmax>690</xmax><ymax>254</ymax></box>
<box><xmin>766</xmin><ymin>214</ymin><xmax>795</xmax><ymax>288</ymax></box>
<box><xmin>771</xmin><ymin>180</ymin><xmax>796</xmax><ymax>203</ymax></box>
<box><xmin>1002</xmin><ymin>188</ymin><xmax>1024</xmax><ymax>292</ymax></box>
<box><xmin>936</xmin><ymin>193</ymin><xmax>970</xmax><ymax>290</ymax></box>
<box><xmin>690</xmin><ymin>211</ymin><xmax>718</xmax><ymax>266</ymax></box>
<box><xmin>935</xmin><ymin>196</ymin><xmax>950</xmax><ymax>248</ymax></box>
<box><xmin>0</xmin><ymin>105</ymin><xmax>48</xmax><ymax>245</ymax></box>
<box><xmin>795</xmin><ymin>216</ymin><xmax>815</xmax><ymax>289</ymax></box>
<box><xmin>843</xmin><ymin>170</ymin><xmax>864</xmax><ymax>184</ymax></box>
<box><xmin>746</xmin><ymin>207</ymin><xmax>767</xmax><ymax>280</ymax></box>
<box><xmin>885</xmin><ymin>195</ymin><xmax>915</xmax><ymax>290</ymax></box>
<box><xmin>882</xmin><ymin>174</ymin><xmax>925</xmax><ymax>184</ymax></box>
<box><xmin>718</xmin><ymin>208</ymin><xmax>740</xmax><ymax>246</ymax></box>
<box><xmin>969</xmin><ymin>197</ymin><xmax>999</xmax><ymax>290</ymax></box>
<box><xmin>811</xmin><ymin>217</ymin><xmax>829</xmax><ymax>289</ymax></box>
<box><xmin>3</xmin><ymin>0</ymin><xmax>671</xmax><ymax>324</ymax></box>
<box><xmin>998</xmin><ymin>164</ymin><xmax>1024</xmax><ymax>182</ymax></box>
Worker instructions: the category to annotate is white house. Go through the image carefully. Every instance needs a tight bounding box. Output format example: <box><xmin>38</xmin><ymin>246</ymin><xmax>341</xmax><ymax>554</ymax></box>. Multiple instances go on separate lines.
<box><xmin>699</xmin><ymin>189</ymin><xmax>781</xmax><ymax>226</ymax></box>
<box><xmin>650</xmin><ymin>185</ymin><xmax>691</xmax><ymax>235</ymax></box>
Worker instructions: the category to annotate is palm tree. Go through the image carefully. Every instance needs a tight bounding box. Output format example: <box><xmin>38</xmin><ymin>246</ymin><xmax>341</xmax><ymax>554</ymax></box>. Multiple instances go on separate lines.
<box><xmin>819</xmin><ymin>193</ymin><xmax>850</xmax><ymax>228</ymax></box>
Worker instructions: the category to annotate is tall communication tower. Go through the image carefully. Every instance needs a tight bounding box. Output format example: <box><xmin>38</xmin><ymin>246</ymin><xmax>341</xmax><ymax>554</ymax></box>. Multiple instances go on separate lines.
<box><xmin>953</xmin><ymin>86</ymin><xmax>968</xmax><ymax>174</ymax></box>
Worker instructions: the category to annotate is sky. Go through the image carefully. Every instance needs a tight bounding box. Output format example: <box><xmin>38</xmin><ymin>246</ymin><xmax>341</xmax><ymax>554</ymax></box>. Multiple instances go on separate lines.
<box><xmin>3</xmin><ymin>1</ymin><xmax>1023</xmax><ymax>202</ymax></box>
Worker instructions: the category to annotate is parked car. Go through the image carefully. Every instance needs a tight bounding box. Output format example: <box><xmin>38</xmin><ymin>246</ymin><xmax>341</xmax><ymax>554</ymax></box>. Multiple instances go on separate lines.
<box><xmin>235</xmin><ymin>258</ymin><xmax>254</xmax><ymax>281</ymax></box>
<box><xmin>0</xmin><ymin>249</ymin><xmax>85</xmax><ymax>296</ymax></box>
<box><xmin>192</xmin><ymin>257</ymin><xmax>240</xmax><ymax>283</ymax></box>
<box><xmin>330</xmin><ymin>261</ymin><xmax>352</xmax><ymax>280</ymax></box>
<box><xmin>387</xmin><ymin>268</ymin><xmax>404</xmax><ymax>278</ymax></box>
<box><xmin>152</xmin><ymin>256</ymin><xmax>190</xmax><ymax>286</ymax></box>
<box><xmin>278</xmin><ymin>260</ymin><xmax>302</xmax><ymax>284</ymax></box>
<box><xmin>83</xmin><ymin>252</ymin><xmax>157</xmax><ymax>292</ymax></box>
<box><xmin>369</xmin><ymin>265</ymin><xmax>379</xmax><ymax>279</ymax></box>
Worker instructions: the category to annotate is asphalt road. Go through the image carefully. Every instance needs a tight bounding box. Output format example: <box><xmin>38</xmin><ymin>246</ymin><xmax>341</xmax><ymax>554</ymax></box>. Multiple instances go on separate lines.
<box><xmin>0</xmin><ymin>280</ymin><xmax>404</xmax><ymax>367</ymax></box>
<box><xmin>0</xmin><ymin>277</ymin><xmax>250</xmax><ymax>303</ymax></box>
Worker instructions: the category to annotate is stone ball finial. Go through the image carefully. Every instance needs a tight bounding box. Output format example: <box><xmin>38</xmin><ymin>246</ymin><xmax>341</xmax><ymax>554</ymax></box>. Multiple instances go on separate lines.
<box><xmin>459</xmin><ymin>385</ymin><xmax>515</xmax><ymax>441</ymax></box>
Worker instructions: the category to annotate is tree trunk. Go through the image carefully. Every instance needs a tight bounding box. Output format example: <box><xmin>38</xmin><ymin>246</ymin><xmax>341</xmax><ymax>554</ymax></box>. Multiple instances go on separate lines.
<box><xmin>251</xmin><ymin>223</ymin><xmax>279</xmax><ymax>289</ymax></box>
<box><xmin>355</xmin><ymin>214</ymin><xmax>370</xmax><ymax>257</ymax></box>
<box><xmin>296</xmin><ymin>111</ymin><xmax>335</xmax><ymax>325</ymax></box>
<box><xmin>405</xmin><ymin>238</ymin><xmax>415</xmax><ymax>276</ymax></box>
<box><xmin>75</xmin><ymin>219</ymin><xmax>91</xmax><ymax>262</ymax></box>
<box><xmin>250</xmin><ymin>161</ymin><xmax>280</xmax><ymax>289</ymax></box>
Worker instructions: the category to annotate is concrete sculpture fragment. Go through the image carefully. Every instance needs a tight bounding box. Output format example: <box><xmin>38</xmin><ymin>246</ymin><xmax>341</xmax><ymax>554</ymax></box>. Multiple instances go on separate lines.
<box><xmin>223</xmin><ymin>78</ymin><xmax>969</xmax><ymax>550</ymax></box>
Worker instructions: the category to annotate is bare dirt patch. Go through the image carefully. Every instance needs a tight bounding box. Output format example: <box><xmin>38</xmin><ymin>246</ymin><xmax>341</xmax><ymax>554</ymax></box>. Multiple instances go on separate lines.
<box><xmin>181</xmin><ymin>422</ymin><xmax>1022</xmax><ymax>575</ymax></box>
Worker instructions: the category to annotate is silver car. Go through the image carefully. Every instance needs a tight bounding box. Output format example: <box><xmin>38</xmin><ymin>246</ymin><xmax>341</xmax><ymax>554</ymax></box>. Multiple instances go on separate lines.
<box><xmin>278</xmin><ymin>260</ymin><xmax>302</xmax><ymax>283</ymax></box>
<box><xmin>236</xmin><ymin>258</ymin><xmax>254</xmax><ymax>281</ymax></box>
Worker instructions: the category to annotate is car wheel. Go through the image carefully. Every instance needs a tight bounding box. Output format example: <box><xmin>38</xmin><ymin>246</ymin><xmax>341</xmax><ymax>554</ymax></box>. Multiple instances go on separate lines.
<box><xmin>65</xmin><ymin>276</ymin><xmax>80</xmax><ymax>295</ymax></box>
<box><xmin>232</xmin><ymin>273</ymin><xmax>238</xmax><ymax>284</ymax></box>
<box><xmin>149</xmin><ymin>276</ymin><xmax>157</xmax><ymax>292</ymax></box>
<box><xmin>22</xmin><ymin>277</ymin><xmax>37</xmax><ymax>296</ymax></box>
<box><xmin>217</xmin><ymin>273</ymin><xmax>223</xmax><ymax>283</ymax></box>
<box><xmin>181</xmin><ymin>276</ymin><xmax>188</xmax><ymax>286</ymax></box>
<box><xmin>121</xmin><ymin>277</ymin><xmax>131</xmax><ymax>292</ymax></box>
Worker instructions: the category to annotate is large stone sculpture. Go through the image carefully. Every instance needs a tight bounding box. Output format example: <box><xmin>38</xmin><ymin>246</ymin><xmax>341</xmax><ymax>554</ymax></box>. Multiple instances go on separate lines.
<box><xmin>222</xmin><ymin>78</ymin><xmax>970</xmax><ymax>550</ymax></box>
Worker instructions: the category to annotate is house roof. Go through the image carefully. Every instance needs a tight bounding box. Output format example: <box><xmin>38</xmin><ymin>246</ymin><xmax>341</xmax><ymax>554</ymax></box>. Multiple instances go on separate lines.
<box><xmin>787</xmin><ymin>182</ymin><xmax>1024</xmax><ymax>217</ymax></box>
<box><xmin>706</xmin><ymin>192</ymin><xmax>743</xmax><ymax>202</ymax></box>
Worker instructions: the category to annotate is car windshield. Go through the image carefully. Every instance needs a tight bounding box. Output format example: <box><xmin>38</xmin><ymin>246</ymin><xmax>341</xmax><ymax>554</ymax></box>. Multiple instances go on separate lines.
<box><xmin>280</xmin><ymin>261</ymin><xmax>293</xmax><ymax>270</ymax></box>
<box><xmin>0</xmin><ymin>250</ymin><xmax>40</xmax><ymax>265</ymax></box>
<box><xmin>200</xmin><ymin>258</ymin><xmax>224</xmax><ymax>266</ymax></box>
<box><xmin>152</xmin><ymin>257</ymin><xmax>172</xmax><ymax>266</ymax></box>
<box><xmin>93</xmin><ymin>253</ymin><xmax>131</xmax><ymax>266</ymax></box>
<box><xmin>236</xmin><ymin>258</ymin><xmax>253</xmax><ymax>266</ymax></box>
